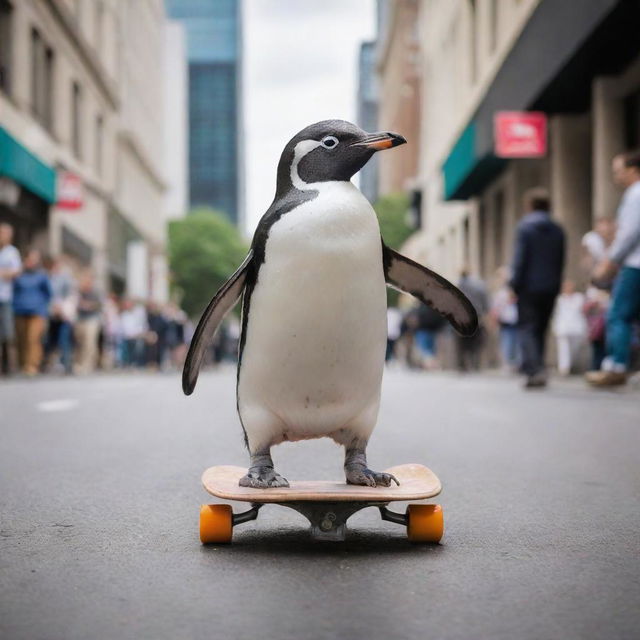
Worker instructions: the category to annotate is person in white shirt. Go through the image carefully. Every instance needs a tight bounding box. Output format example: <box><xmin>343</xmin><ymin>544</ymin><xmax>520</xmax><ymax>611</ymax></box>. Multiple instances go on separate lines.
<box><xmin>552</xmin><ymin>280</ymin><xmax>587</xmax><ymax>375</ymax></box>
<box><xmin>588</xmin><ymin>150</ymin><xmax>640</xmax><ymax>386</ymax></box>
<box><xmin>0</xmin><ymin>223</ymin><xmax>22</xmax><ymax>374</ymax></box>
<box><xmin>386</xmin><ymin>306</ymin><xmax>402</xmax><ymax>362</ymax></box>
<box><xmin>490</xmin><ymin>266</ymin><xmax>519</xmax><ymax>371</ymax></box>
<box><xmin>581</xmin><ymin>217</ymin><xmax>615</xmax><ymax>272</ymax></box>
<box><xmin>119</xmin><ymin>299</ymin><xmax>148</xmax><ymax>367</ymax></box>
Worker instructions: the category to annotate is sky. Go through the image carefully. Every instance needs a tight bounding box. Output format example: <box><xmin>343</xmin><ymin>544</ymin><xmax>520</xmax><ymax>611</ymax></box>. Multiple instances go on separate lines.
<box><xmin>243</xmin><ymin>0</ymin><xmax>376</xmax><ymax>235</ymax></box>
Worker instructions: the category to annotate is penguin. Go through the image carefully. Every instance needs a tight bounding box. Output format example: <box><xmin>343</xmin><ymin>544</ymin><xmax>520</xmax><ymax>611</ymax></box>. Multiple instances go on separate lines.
<box><xmin>183</xmin><ymin>120</ymin><xmax>478</xmax><ymax>488</ymax></box>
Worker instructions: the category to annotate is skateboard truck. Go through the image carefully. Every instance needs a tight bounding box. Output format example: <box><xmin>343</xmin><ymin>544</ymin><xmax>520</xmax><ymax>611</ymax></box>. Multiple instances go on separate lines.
<box><xmin>286</xmin><ymin>501</ymin><xmax>391</xmax><ymax>541</ymax></box>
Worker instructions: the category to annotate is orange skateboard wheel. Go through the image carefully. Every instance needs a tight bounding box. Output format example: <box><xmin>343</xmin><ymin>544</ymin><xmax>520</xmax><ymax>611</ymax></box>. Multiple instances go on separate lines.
<box><xmin>406</xmin><ymin>504</ymin><xmax>443</xmax><ymax>543</ymax></box>
<box><xmin>200</xmin><ymin>504</ymin><xmax>233</xmax><ymax>544</ymax></box>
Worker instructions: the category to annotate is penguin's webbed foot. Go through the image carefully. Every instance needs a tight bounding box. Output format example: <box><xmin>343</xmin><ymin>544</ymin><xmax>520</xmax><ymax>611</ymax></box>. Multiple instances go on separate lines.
<box><xmin>239</xmin><ymin>468</ymin><xmax>289</xmax><ymax>488</ymax></box>
<box><xmin>345</xmin><ymin>467</ymin><xmax>399</xmax><ymax>488</ymax></box>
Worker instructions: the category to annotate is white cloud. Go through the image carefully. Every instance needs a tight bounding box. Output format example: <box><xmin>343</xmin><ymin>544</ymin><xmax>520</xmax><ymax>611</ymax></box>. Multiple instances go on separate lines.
<box><xmin>243</xmin><ymin>0</ymin><xmax>376</xmax><ymax>234</ymax></box>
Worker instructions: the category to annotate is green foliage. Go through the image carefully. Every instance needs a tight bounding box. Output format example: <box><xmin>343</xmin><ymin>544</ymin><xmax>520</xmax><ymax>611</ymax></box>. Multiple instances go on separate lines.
<box><xmin>168</xmin><ymin>208</ymin><xmax>249</xmax><ymax>318</ymax></box>
<box><xmin>373</xmin><ymin>192</ymin><xmax>414</xmax><ymax>250</ymax></box>
<box><xmin>373</xmin><ymin>192</ymin><xmax>414</xmax><ymax>306</ymax></box>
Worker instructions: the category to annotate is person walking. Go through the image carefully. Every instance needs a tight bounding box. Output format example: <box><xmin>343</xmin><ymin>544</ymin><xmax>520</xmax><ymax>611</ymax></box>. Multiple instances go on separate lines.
<box><xmin>119</xmin><ymin>298</ymin><xmax>148</xmax><ymax>367</ymax></box>
<box><xmin>386</xmin><ymin>306</ymin><xmax>403</xmax><ymax>362</ymax></box>
<box><xmin>491</xmin><ymin>266</ymin><xmax>519</xmax><ymax>372</ymax></box>
<box><xmin>44</xmin><ymin>256</ymin><xmax>77</xmax><ymax>374</ymax></box>
<box><xmin>587</xmin><ymin>150</ymin><xmax>640</xmax><ymax>387</ymax></box>
<box><xmin>583</xmin><ymin>286</ymin><xmax>609</xmax><ymax>371</ymax></box>
<box><xmin>0</xmin><ymin>223</ymin><xmax>21</xmax><ymax>375</ymax></box>
<box><xmin>12</xmin><ymin>249</ymin><xmax>52</xmax><ymax>376</ymax></box>
<box><xmin>74</xmin><ymin>272</ymin><xmax>102</xmax><ymax>375</ymax></box>
<box><xmin>552</xmin><ymin>280</ymin><xmax>587</xmax><ymax>376</ymax></box>
<box><xmin>456</xmin><ymin>268</ymin><xmax>489</xmax><ymax>372</ymax></box>
<box><xmin>510</xmin><ymin>188</ymin><xmax>566</xmax><ymax>388</ymax></box>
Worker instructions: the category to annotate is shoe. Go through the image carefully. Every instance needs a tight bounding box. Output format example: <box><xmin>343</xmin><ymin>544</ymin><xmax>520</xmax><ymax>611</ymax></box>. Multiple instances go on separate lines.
<box><xmin>524</xmin><ymin>372</ymin><xmax>547</xmax><ymax>389</ymax></box>
<box><xmin>585</xmin><ymin>370</ymin><xmax>627</xmax><ymax>387</ymax></box>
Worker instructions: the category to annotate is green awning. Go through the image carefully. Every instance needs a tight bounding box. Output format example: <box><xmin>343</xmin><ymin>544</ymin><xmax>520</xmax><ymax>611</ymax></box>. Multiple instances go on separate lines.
<box><xmin>0</xmin><ymin>127</ymin><xmax>56</xmax><ymax>203</ymax></box>
<box><xmin>442</xmin><ymin>123</ymin><xmax>477</xmax><ymax>201</ymax></box>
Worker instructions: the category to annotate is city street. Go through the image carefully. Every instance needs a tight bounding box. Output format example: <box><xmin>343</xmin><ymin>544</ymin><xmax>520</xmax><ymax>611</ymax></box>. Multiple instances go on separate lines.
<box><xmin>1</xmin><ymin>368</ymin><xmax>638</xmax><ymax>640</ymax></box>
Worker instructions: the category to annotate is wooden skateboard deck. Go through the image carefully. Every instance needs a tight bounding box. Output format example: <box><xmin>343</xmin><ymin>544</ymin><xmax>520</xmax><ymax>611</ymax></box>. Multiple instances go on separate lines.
<box><xmin>202</xmin><ymin>463</ymin><xmax>441</xmax><ymax>503</ymax></box>
<box><xmin>199</xmin><ymin>464</ymin><xmax>444</xmax><ymax>544</ymax></box>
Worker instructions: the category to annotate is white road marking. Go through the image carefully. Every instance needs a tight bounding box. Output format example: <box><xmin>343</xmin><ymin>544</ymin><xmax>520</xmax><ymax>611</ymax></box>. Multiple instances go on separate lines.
<box><xmin>36</xmin><ymin>399</ymin><xmax>79</xmax><ymax>413</ymax></box>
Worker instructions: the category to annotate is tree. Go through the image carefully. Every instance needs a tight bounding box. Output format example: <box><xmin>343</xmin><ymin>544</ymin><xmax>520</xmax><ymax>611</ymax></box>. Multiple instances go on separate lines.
<box><xmin>168</xmin><ymin>208</ymin><xmax>249</xmax><ymax>318</ymax></box>
<box><xmin>373</xmin><ymin>192</ymin><xmax>414</xmax><ymax>250</ymax></box>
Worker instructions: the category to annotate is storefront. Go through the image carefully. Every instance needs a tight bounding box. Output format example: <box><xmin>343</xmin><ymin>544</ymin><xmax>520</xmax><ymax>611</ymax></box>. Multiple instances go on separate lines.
<box><xmin>0</xmin><ymin>126</ymin><xmax>55</xmax><ymax>252</ymax></box>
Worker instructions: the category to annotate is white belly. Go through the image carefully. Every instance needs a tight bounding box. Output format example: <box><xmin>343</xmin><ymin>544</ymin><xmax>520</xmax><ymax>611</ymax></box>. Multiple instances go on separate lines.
<box><xmin>238</xmin><ymin>182</ymin><xmax>387</xmax><ymax>448</ymax></box>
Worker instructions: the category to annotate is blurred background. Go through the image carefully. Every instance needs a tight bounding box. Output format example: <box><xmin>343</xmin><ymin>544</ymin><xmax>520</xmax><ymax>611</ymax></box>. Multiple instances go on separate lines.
<box><xmin>1</xmin><ymin>4</ymin><xmax>640</xmax><ymax>638</ymax></box>
<box><xmin>0</xmin><ymin>0</ymin><xmax>638</xmax><ymax>378</ymax></box>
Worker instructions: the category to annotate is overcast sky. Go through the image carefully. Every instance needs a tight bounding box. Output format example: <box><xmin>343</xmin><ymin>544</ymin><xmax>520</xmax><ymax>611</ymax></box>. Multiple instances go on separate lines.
<box><xmin>243</xmin><ymin>0</ymin><xmax>376</xmax><ymax>235</ymax></box>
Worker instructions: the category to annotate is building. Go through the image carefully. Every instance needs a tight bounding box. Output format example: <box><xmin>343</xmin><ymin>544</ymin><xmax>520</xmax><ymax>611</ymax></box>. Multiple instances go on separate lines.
<box><xmin>414</xmin><ymin>0</ymin><xmax>640</xmax><ymax>286</ymax></box>
<box><xmin>163</xmin><ymin>19</ymin><xmax>188</xmax><ymax>222</ymax></box>
<box><xmin>0</xmin><ymin>0</ymin><xmax>170</xmax><ymax>301</ymax></box>
<box><xmin>376</xmin><ymin>0</ymin><xmax>421</xmax><ymax>197</ymax></box>
<box><xmin>357</xmin><ymin>41</ymin><xmax>379</xmax><ymax>204</ymax></box>
<box><xmin>166</xmin><ymin>0</ymin><xmax>244</xmax><ymax>228</ymax></box>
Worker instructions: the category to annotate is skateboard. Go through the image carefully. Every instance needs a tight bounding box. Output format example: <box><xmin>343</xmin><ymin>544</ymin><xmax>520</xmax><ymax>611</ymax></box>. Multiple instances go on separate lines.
<box><xmin>199</xmin><ymin>463</ymin><xmax>443</xmax><ymax>543</ymax></box>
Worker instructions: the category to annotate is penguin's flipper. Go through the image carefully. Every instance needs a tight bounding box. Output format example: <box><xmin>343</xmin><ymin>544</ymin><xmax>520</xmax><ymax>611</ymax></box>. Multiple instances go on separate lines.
<box><xmin>182</xmin><ymin>251</ymin><xmax>254</xmax><ymax>395</ymax></box>
<box><xmin>382</xmin><ymin>244</ymin><xmax>478</xmax><ymax>336</ymax></box>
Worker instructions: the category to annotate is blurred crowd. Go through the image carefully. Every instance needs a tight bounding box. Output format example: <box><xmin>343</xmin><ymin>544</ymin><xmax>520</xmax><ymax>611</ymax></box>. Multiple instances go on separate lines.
<box><xmin>387</xmin><ymin>149</ymin><xmax>640</xmax><ymax>390</ymax></box>
<box><xmin>1</xmin><ymin>150</ymin><xmax>638</xmax><ymax>387</ymax></box>
<box><xmin>0</xmin><ymin>223</ymin><xmax>196</xmax><ymax>378</ymax></box>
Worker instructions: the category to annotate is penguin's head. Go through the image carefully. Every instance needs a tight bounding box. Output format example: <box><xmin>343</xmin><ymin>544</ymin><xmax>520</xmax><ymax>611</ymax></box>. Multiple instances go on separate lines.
<box><xmin>276</xmin><ymin>119</ymin><xmax>406</xmax><ymax>195</ymax></box>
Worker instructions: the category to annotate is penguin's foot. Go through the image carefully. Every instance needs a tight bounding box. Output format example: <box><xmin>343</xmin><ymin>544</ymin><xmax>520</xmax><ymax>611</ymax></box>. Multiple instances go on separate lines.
<box><xmin>345</xmin><ymin>467</ymin><xmax>399</xmax><ymax>488</ymax></box>
<box><xmin>239</xmin><ymin>468</ymin><xmax>289</xmax><ymax>488</ymax></box>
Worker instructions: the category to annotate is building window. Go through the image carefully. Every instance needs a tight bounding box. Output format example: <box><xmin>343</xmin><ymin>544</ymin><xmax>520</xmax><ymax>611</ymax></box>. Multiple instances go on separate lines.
<box><xmin>71</xmin><ymin>81</ymin><xmax>82</xmax><ymax>159</ymax></box>
<box><xmin>0</xmin><ymin>0</ymin><xmax>12</xmax><ymax>95</ymax></box>
<box><xmin>489</xmin><ymin>0</ymin><xmax>498</xmax><ymax>53</ymax></box>
<box><xmin>95</xmin><ymin>114</ymin><xmax>103</xmax><ymax>174</ymax></box>
<box><xmin>30</xmin><ymin>27</ymin><xmax>55</xmax><ymax>131</ymax></box>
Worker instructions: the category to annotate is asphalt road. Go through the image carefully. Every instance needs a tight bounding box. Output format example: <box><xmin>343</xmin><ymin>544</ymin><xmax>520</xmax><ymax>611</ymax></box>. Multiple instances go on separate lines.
<box><xmin>0</xmin><ymin>367</ymin><xmax>639</xmax><ymax>640</ymax></box>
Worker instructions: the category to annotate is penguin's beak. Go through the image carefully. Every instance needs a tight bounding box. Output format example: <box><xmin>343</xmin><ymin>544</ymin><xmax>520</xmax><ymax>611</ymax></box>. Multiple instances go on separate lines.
<box><xmin>352</xmin><ymin>131</ymin><xmax>407</xmax><ymax>151</ymax></box>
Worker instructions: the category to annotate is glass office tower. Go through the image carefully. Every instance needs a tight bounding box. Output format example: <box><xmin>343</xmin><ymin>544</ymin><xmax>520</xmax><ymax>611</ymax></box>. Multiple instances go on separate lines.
<box><xmin>166</xmin><ymin>0</ymin><xmax>243</xmax><ymax>227</ymax></box>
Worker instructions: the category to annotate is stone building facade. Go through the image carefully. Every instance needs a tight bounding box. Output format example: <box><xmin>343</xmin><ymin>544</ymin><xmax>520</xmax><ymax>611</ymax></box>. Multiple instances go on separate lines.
<box><xmin>0</xmin><ymin>0</ymin><xmax>170</xmax><ymax>301</ymax></box>
<box><xmin>376</xmin><ymin>0</ymin><xmax>640</xmax><ymax>289</ymax></box>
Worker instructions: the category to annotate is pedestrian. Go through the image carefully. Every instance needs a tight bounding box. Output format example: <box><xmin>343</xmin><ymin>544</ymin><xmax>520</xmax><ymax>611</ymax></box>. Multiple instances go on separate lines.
<box><xmin>581</xmin><ymin>216</ymin><xmax>615</xmax><ymax>273</ymax></box>
<box><xmin>587</xmin><ymin>149</ymin><xmax>640</xmax><ymax>387</ymax></box>
<box><xmin>510</xmin><ymin>187</ymin><xmax>566</xmax><ymax>388</ymax></box>
<box><xmin>119</xmin><ymin>298</ymin><xmax>148</xmax><ymax>367</ymax></box>
<box><xmin>552</xmin><ymin>280</ymin><xmax>587</xmax><ymax>376</ymax></box>
<box><xmin>0</xmin><ymin>223</ymin><xmax>21</xmax><ymax>375</ymax></box>
<box><xmin>491</xmin><ymin>266</ymin><xmax>519</xmax><ymax>372</ymax></box>
<box><xmin>386</xmin><ymin>306</ymin><xmax>402</xmax><ymax>362</ymax></box>
<box><xmin>44</xmin><ymin>256</ymin><xmax>77</xmax><ymax>374</ymax></box>
<box><xmin>74</xmin><ymin>272</ymin><xmax>102</xmax><ymax>375</ymax></box>
<box><xmin>398</xmin><ymin>307</ymin><xmax>421</xmax><ymax>369</ymax></box>
<box><xmin>165</xmin><ymin>303</ymin><xmax>187</xmax><ymax>368</ymax></box>
<box><xmin>415</xmin><ymin>303</ymin><xmax>445</xmax><ymax>369</ymax></box>
<box><xmin>101</xmin><ymin>293</ymin><xmax>121</xmax><ymax>369</ymax></box>
<box><xmin>583</xmin><ymin>286</ymin><xmax>608</xmax><ymax>371</ymax></box>
<box><xmin>146</xmin><ymin>301</ymin><xmax>168</xmax><ymax>369</ymax></box>
<box><xmin>456</xmin><ymin>268</ymin><xmax>489</xmax><ymax>372</ymax></box>
<box><xmin>12</xmin><ymin>249</ymin><xmax>52</xmax><ymax>376</ymax></box>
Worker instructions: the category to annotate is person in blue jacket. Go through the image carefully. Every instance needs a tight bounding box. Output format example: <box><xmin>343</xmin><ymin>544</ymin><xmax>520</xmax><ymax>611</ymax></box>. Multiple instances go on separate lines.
<box><xmin>13</xmin><ymin>249</ymin><xmax>52</xmax><ymax>375</ymax></box>
<box><xmin>510</xmin><ymin>187</ymin><xmax>566</xmax><ymax>388</ymax></box>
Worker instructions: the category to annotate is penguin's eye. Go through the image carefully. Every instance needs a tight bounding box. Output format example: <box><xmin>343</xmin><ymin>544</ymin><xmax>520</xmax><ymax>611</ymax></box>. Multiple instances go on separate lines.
<box><xmin>321</xmin><ymin>136</ymin><xmax>339</xmax><ymax>149</ymax></box>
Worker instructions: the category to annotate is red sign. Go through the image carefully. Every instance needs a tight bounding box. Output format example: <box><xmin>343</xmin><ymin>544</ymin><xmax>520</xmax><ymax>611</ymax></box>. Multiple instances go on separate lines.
<box><xmin>494</xmin><ymin>111</ymin><xmax>547</xmax><ymax>158</ymax></box>
<box><xmin>56</xmin><ymin>171</ymin><xmax>83</xmax><ymax>210</ymax></box>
